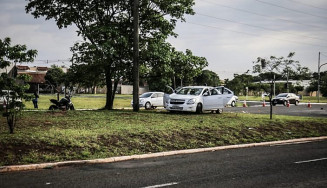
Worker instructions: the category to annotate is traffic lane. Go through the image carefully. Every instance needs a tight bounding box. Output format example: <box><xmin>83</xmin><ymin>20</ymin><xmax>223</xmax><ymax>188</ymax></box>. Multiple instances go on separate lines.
<box><xmin>1</xmin><ymin>140</ymin><xmax>327</xmax><ymax>188</ymax></box>
<box><xmin>225</xmin><ymin>103</ymin><xmax>327</xmax><ymax>118</ymax></box>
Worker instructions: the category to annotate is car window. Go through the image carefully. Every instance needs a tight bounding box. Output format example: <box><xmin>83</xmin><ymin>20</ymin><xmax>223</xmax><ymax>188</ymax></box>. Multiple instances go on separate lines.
<box><xmin>140</xmin><ymin>93</ymin><xmax>152</xmax><ymax>98</ymax></box>
<box><xmin>157</xmin><ymin>93</ymin><xmax>164</xmax><ymax>97</ymax></box>
<box><xmin>152</xmin><ymin>93</ymin><xmax>158</xmax><ymax>98</ymax></box>
<box><xmin>277</xmin><ymin>94</ymin><xmax>287</xmax><ymax>97</ymax></box>
<box><xmin>202</xmin><ymin>89</ymin><xmax>210</xmax><ymax>96</ymax></box>
<box><xmin>210</xmin><ymin>89</ymin><xmax>219</xmax><ymax>95</ymax></box>
<box><xmin>176</xmin><ymin>88</ymin><xmax>203</xmax><ymax>95</ymax></box>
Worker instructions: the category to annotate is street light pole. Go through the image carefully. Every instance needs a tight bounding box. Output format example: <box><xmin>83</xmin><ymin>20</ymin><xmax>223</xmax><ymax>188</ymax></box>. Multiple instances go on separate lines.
<box><xmin>318</xmin><ymin>61</ymin><xmax>327</xmax><ymax>103</ymax></box>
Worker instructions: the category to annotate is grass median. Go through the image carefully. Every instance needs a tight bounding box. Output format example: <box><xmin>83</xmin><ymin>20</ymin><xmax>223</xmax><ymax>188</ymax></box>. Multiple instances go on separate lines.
<box><xmin>1</xmin><ymin>110</ymin><xmax>326</xmax><ymax>166</ymax></box>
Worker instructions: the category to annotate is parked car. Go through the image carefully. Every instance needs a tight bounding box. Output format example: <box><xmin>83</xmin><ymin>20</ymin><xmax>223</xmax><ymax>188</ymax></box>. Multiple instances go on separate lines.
<box><xmin>0</xmin><ymin>90</ymin><xmax>22</xmax><ymax>109</ymax></box>
<box><xmin>216</xmin><ymin>86</ymin><xmax>237</xmax><ymax>107</ymax></box>
<box><xmin>131</xmin><ymin>92</ymin><xmax>164</xmax><ymax>110</ymax></box>
<box><xmin>272</xmin><ymin>93</ymin><xmax>300</xmax><ymax>106</ymax></box>
<box><xmin>164</xmin><ymin>86</ymin><xmax>233</xmax><ymax>113</ymax></box>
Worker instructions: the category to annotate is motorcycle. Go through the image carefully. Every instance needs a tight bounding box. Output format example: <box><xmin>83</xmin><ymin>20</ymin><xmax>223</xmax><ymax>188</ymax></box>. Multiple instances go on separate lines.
<box><xmin>49</xmin><ymin>95</ymin><xmax>75</xmax><ymax>110</ymax></box>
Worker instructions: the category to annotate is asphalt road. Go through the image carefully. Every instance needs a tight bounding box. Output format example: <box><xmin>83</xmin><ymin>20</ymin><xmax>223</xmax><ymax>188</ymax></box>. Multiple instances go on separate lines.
<box><xmin>224</xmin><ymin>102</ymin><xmax>327</xmax><ymax>118</ymax></box>
<box><xmin>1</xmin><ymin>140</ymin><xmax>326</xmax><ymax>188</ymax></box>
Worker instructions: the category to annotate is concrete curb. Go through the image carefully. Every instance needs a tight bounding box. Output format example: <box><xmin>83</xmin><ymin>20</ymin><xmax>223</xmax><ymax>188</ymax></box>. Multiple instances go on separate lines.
<box><xmin>1</xmin><ymin>136</ymin><xmax>327</xmax><ymax>173</ymax></box>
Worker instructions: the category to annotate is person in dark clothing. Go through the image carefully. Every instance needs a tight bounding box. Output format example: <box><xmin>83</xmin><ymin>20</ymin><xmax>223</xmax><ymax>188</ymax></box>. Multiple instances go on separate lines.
<box><xmin>32</xmin><ymin>92</ymin><xmax>39</xmax><ymax>109</ymax></box>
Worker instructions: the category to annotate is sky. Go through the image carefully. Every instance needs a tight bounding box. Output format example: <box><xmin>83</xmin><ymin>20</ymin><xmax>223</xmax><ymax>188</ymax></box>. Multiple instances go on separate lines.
<box><xmin>1</xmin><ymin>0</ymin><xmax>327</xmax><ymax>79</ymax></box>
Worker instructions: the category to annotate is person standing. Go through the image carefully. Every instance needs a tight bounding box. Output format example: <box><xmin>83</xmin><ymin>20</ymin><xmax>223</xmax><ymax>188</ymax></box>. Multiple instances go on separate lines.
<box><xmin>32</xmin><ymin>92</ymin><xmax>39</xmax><ymax>109</ymax></box>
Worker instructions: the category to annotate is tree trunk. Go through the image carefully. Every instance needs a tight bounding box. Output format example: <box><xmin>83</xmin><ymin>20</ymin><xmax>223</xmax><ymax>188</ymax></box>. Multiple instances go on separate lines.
<box><xmin>132</xmin><ymin>0</ymin><xmax>140</xmax><ymax>112</ymax></box>
<box><xmin>105</xmin><ymin>68</ymin><xmax>113</xmax><ymax>110</ymax></box>
<box><xmin>7</xmin><ymin>114</ymin><xmax>14</xmax><ymax>134</ymax></box>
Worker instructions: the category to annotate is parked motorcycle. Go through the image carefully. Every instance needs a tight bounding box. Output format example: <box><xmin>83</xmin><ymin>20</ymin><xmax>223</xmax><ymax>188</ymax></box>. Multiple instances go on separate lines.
<box><xmin>49</xmin><ymin>95</ymin><xmax>75</xmax><ymax>110</ymax></box>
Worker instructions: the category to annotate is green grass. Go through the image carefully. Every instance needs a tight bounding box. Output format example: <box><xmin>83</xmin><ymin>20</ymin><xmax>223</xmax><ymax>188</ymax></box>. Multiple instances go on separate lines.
<box><xmin>23</xmin><ymin>94</ymin><xmax>132</xmax><ymax>110</ymax></box>
<box><xmin>1</xmin><ymin>110</ymin><xmax>326</xmax><ymax>166</ymax></box>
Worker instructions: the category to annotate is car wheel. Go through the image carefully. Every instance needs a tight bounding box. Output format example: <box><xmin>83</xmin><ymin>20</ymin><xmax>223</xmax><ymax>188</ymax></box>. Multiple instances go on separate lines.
<box><xmin>216</xmin><ymin>108</ymin><xmax>223</xmax><ymax>114</ymax></box>
<box><xmin>70</xmin><ymin>105</ymin><xmax>75</xmax><ymax>110</ymax></box>
<box><xmin>231</xmin><ymin>101</ymin><xmax>236</xmax><ymax>107</ymax></box>
<box><xmin>283</xmin><ymin>100</ymin><xmax>287</xmax><ymax>106</ymax></box>
<box><xmin>196</xmin><ymin>103</ymin><xmax>202</xmax><ymax>114</ymax></box>
<box><xmin>145</xmin><ymin>102</ymin><xmax>152</xmax><ymax>110</ymax></box>
<box><xmin>272</xmin><ymin>103</ymin><xmax>276</xmax><ymax>106</ymax></box>
<box><xmin>295</xmin><ymin>100</ymin><xmax>299</xmax><ymax>106</ymax></box>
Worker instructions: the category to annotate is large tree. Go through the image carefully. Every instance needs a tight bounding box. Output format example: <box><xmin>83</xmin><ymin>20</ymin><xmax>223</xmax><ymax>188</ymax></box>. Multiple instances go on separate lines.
<box><xmin>0</xmin><ymin>37</ymin><xmax>37</xmax><ymax>134</ymax></box>
<box><xmin>26</xmin><ymin>0</ymin><xmax>195</xmax><ymax>110</ymax></box>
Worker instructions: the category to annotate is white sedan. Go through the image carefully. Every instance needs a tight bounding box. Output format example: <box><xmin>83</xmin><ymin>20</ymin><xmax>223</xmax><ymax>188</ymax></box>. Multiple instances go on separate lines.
<box><xmin>131</xmin><ymin>92</ymin><xmax>164</xmax><ymax>110</ymax></box>
<box><xmin>165</xmin><ymin>86</ymin><xmax>233</xmax><ymax>113</ymax></box>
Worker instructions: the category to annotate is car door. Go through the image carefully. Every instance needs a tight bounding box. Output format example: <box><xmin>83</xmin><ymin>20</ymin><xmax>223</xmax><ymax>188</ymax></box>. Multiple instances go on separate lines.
<box><xmin>151</xmin><ymin>93</ymin><xmax>159</xmax><ymax>106</ymax></box>
<box><xmin>157</xmin><ymin>93</ymin><xmax>164</xmax><ymax>106</ymax></box>
<box><xmin>209</xmin><ymin>88</ymin><xmax>222</xmax><ymax>109</ymax></box>
<box><xmin>222</xmin><ymin>88</ymin><xmax>234</xmax><ymax>107</ymax></box>
<box><xmin>203</xmin><ymin>88</ymin><xmax>219</xmax><ymax>110</ymax></box>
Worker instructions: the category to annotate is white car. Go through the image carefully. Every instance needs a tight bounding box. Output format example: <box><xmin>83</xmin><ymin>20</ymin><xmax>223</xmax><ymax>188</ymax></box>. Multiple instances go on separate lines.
<box><xmin>216</xmin><ymin>87</ymin><xmax>238</xmax><ymax>107</ymax></box>
<box><xmin>131</xmin><ymin>92</ymin><xmax>164</xmax><ymax>110</ymax></box>
<box><xmin>0</xmin><ymin>90</ymin><xmax>22</xmax><ymax>109</ymax></box>
<box><xmin>165</xmin><ymin>86</ymin><xmax>233</xmax><ymax>113</ymax></box>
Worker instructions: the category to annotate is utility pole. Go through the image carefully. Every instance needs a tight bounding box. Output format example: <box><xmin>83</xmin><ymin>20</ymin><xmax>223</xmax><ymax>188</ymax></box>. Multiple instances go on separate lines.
<box><xmin>318</xmin><ymin>52</ymin><xmax>321</xmax><ymax>103</ymax></box>
<box><xmin>132</xmin><ymin>0</ymin><xmax>140</xmax><ymax>112</ymax></box>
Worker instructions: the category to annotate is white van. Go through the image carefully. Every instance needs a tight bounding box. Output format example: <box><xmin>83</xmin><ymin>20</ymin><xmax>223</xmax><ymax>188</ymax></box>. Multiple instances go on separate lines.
<box><xmin>165</xmin><ymin>86</ymin><xmax>233</xmax><ymax>113</ymax></box>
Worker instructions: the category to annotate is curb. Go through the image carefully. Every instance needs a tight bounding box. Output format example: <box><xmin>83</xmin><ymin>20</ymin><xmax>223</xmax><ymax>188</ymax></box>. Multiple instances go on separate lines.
<box><xmin>1</xmin><ymin>136</ymin><xmax>327</xmax><ymax>173</ymax></box>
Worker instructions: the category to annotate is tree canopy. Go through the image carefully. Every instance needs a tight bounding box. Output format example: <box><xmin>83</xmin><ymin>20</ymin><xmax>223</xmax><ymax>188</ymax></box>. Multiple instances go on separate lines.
<box><xmin>26</xmin><ymin>0</ymin><xmax>196</xmax><ymax>110</ymax></box>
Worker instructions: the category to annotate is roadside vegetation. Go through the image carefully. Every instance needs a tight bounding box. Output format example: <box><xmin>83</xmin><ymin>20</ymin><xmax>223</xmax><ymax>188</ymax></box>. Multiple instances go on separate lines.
<box><xmin>1</xmin><ymin>110</ymin><xmax>326</xmax><ymax>166</ymax></box>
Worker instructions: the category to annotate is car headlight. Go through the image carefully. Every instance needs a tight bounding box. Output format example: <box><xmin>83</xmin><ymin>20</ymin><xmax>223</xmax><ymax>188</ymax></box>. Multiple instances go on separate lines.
<box><xmin>187</xmin><ymin>98</ymin><xmax>196</xmax><ymax>104</ymax></box>
<box><xmin>139</xmin><ymin>99</ymin><xmax>144</xmax><ymax>103</ymax></box>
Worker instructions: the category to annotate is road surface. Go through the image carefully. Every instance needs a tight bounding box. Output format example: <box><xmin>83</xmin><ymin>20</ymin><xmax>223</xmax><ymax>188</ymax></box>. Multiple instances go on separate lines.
<box><xmin>1</xmin><ymin>140</ymin><xmax>326</xmax><ymax>188</ymax></box>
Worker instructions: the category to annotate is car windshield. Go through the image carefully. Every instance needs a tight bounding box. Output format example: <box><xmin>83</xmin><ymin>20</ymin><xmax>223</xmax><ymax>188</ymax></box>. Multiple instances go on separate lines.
<box><xmin>176</xmin><ymin>88</ymin><xmax>203</xmax><ymax>95</ymax></box>
<box><xmin>140</xmin><ymin>93</ymin><xmax>152</xmax><ymax>98</ymax></box>
<box><xmin>277</xmin><ymin>94</ymin><xmax>288</xmax><ymax>97</ymax></box>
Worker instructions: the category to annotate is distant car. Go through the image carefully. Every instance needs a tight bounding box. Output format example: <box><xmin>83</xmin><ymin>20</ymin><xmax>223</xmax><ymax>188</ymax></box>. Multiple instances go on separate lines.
<box><xmin>228</xmin><ymin>95</ymin><xmax>238</xmax><ymax>107</ymax></box>
<box><xmin>272</xmin><ymin>93</ymin><xmax>300</xmax><ymax>106</ymax></box>
<box><xmin>131</xmin><ymin>92</ymin><xmax>164</xmax><ymax>110</ymax></box>
<box><xmin>216</xmin><ymin>86</ymin><xmax>238</xmax><ymax>107</ymax></box>
<box><xmin>0</xmin><ymin>90</ymin><xmax>22</xmax><ymax>109</ymax></box>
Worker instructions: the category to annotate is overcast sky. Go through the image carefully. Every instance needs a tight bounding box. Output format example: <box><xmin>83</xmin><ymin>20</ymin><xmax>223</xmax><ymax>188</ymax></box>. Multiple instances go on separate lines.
<box><xmin>1</xmin><ymin>0</ymin><xmax>327</xmax><ymax>79</ymax></box>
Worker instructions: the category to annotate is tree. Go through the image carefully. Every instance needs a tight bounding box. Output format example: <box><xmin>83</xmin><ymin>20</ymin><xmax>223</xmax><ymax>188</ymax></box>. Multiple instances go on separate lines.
<box><xmin>253</xmin><ymin>55</ymin><xmax>284</xmax><ymax>119</ymax></box>
<box><xmin>0</xmin><ymin>37</ymin><xmax>37</xmax><ymax>134</ymax></box>
<box><xmin>194</xmin><ymin>70</ymin><xmax>220</xmax><ymax>86</ymax></box>
<box><xmin>225</xmin><ymin>74</ymin><xmax>254</xmax><ymax>96</ymax></box>
<box><xmin>26</xmin><ymin>0</ymin><xmax>195</xmax><ymax>110</ymax></box>
<box><xmin>45</xmin><ymin>65</ymin><xmax>65</xmax><ymax>93</ymax></box>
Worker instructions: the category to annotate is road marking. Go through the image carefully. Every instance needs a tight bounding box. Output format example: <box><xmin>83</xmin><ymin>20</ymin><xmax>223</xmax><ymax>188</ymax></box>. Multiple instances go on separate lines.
<box><xmin>142</xmin><ymin>182</ymin><xmax>179</xmax><ymax>188</ymax></box>
<box><xmin>295</xmin><ymin>157</ymin><xmax>327</xmax><ymax>164</ymax></box>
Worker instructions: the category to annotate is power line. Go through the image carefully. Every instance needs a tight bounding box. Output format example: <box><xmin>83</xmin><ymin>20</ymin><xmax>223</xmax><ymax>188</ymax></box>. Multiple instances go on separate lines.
<box><xmin>186</xmin><ymin>21</ymin><xmax>327</xmax><ymax>48</ymax></box>
<box><xmin>202</xmin><ymin>0</ymin><xmax>327</xmax><ymax>30</ymax></box>
<box><xmin>254</xmin><ymin>0</ymin><xmax>327</xmax><ymax>20</ymax></box>
<box><xmin>286</xmin><ymin>0</ymin><xmax>327</xmax><ymax>11</ymax></box>
<box><xmin>197</xmin><ymin>13</ymin><xmax>325</xmax><ymax>41</ymax></box>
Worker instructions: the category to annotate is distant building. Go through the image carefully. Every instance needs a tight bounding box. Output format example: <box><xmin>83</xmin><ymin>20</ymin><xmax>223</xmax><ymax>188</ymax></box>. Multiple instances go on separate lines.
<box><xmin>17</xmin><ymin>66</ymin><xmax>49</xmax><ymax>93</ymax></box>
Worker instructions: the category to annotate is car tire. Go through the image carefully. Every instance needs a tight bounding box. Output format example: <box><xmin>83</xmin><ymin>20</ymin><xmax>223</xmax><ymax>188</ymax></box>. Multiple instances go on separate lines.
<box><xmin>231</xmin><ymin>101</ymin><xmax>236</xmax><ymax>107</ymax></box>
<box><xmin>283</xmin><ymin>100</ymin><xmax>287</xmax><ymax>106</ymax></box>
<box><xmin>216</xmin><ymin>108</ymin><xmax>223</xmax><ymax>114</ymax></box>
<box><xmin>272</xmin><ymin>103</ymin><xmax>276</xmax><ymax>106</ymax></box>
<box><xmin>196</xmin><ymin>103</ymin><xmax>202</xmax><ymax>114</ymax></box>
<box><xmin>295</xmin><ymin>100</ymin><xmax>299</xmax><ymax>106</ymax></box>
<box><xmin>145</xmin><ymin>102</ymin><xmax>152</xmax><ymax>110</ymax></box>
